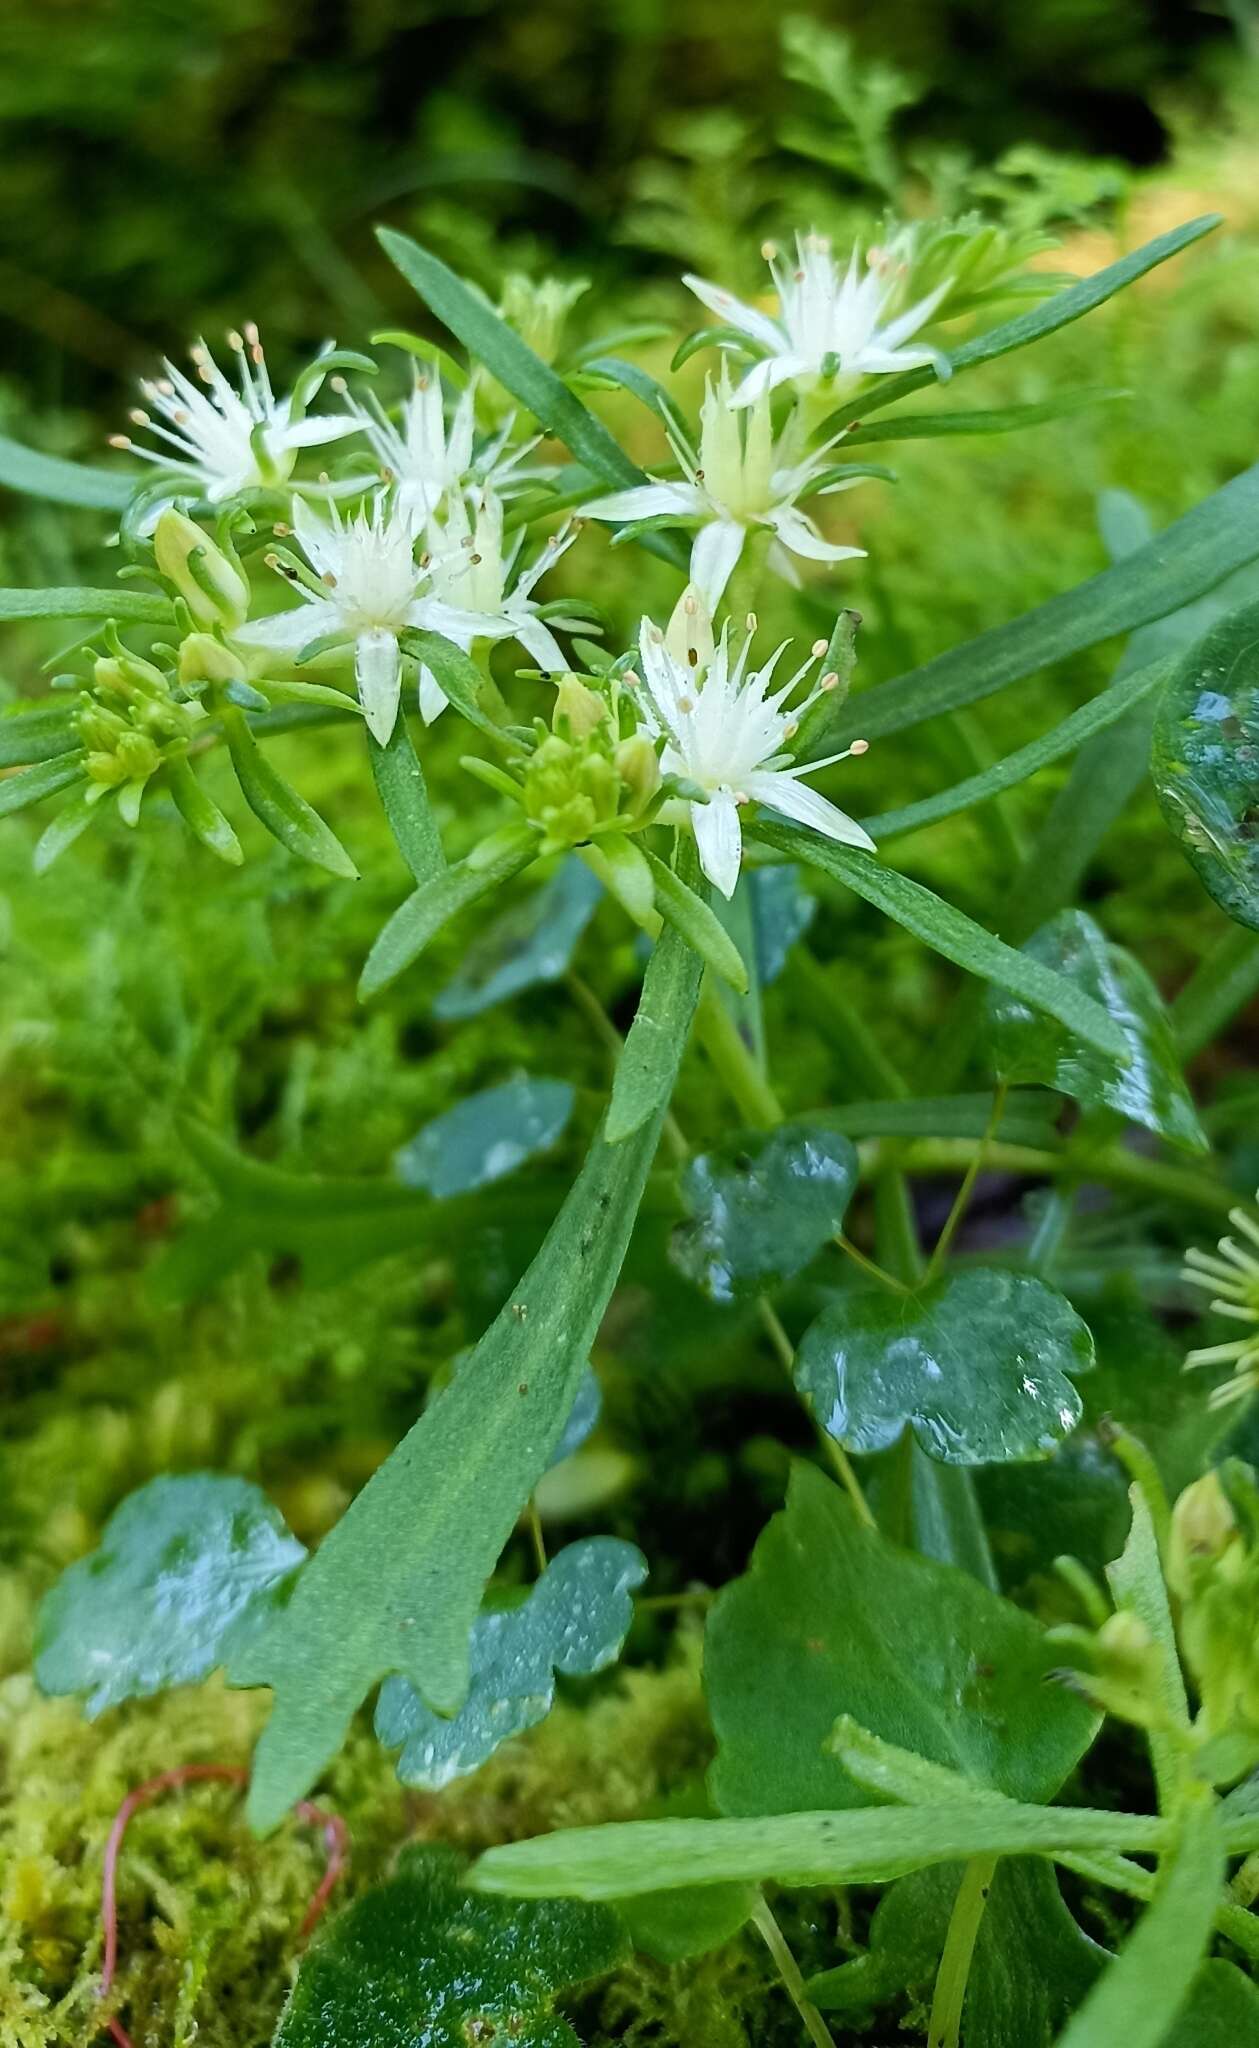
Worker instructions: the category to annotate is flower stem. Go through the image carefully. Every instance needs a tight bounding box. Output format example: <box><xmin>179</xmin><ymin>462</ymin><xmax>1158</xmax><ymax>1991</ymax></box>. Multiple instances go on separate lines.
<box><xmin>758</xmin><ymin>1299</ymin><xmax>875</xmax><ymax>1530</ymax></box>
<box><xmin>751</xmin><ymin>1894</ymin><xmax>837</xmax><ymax>2048</ymax></box>
<box><xmin>696</xmin><ymin>975</ymin><xmax>785</xmax><ymax>1128</ymax></box>
<box><xmin>927</xmin><ymin>1855</ymin><xmax>997</xmax><ymax>2048</ymax></box>
<box><xmin>923</xmin><ymin>1080</ymin><xmax>1008</xmax><ymax>1285</ymax></box>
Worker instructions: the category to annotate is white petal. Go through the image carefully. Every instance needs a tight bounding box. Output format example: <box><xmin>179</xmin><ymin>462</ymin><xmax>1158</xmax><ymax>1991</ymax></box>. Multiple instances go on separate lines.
<box><xmin>291</xmin><ymin>496</ymin><xmax>340</xmax><ymax>578</ymax></box>
<box><xmin>744</xmin><ymin>770</ymin><xmax>875</xmax><ymax>850</ymax></box>
<box><xmin>355</xmin><ymin>628</ymin><xmax>402</xmax><ymax>744</ymax></box>
<box><xmin>852</xmin><ymin>343</ymin><xmax>944</xmax><ymax>376</ymax></box>
<box><xmin>767</xmin><ymin>506</ymin><xmax>867</xmax><ymax>566</ymax></box>
<box><xmin>682</xmin><ymin>274</ymin><xmax>784</xmax><ymax>353</ymax></box>
<box><xmin>583</xmin><ymin>483</ymin><xmax>702</xmax><ymax>523</ymax></box>
<box><xmin>690</xmin><ymin>518</ymin><xmax>746</xmax><ymax>611</ymax></box>
<box><xmin>513</xmin><ymin>613</ymin><xmax>568</xmax><ymax>672</ymax></box>
<box><xmin>417</xmin><ymin>665</ymin><xmax>450</xmax><ymax>725</ymax></box>
<box><xmin>236</xmin><ymin>599</ymin><xmax>339</xmax><ymax>651</ymax></box>
<box><xmin>407</xmin><ymin>597</ymin><xmax>493</xmax><ymax>644</ymax></box>
<box><xmin>691</xmin><ymin>790</ymin><xmax>743</xmax><ymax>898</ymax></box>
<box><xmin>876</xmin><ymin>275</ymin><xmax>953</xmax><ymax>350</ymax></box>
<box><xmin>728</xmin><ymin>354</ymin><xmax>810</xmax><ymax>407</ymax></box>
<box><xmin>284</xmin><ymin>413</ymin><xmax>362</xmax><ymax>448</ymax></box>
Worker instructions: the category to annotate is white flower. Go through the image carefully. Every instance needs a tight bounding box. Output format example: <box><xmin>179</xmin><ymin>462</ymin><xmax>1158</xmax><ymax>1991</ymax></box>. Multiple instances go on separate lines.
<box><xmin>629</xmin><ymin>586</ymin><xmax>874</xmax><ymax>898</ymax></box>
<box><xmin>335</xmin><ymin>371</ymin><xmax>541</xmax><ymax>531</ymax></box>
<box><xmin>111</xmin><ymin>326</ymin><xmax>359</xmax><ymax>512</ymax></box>
<box><xmin>684</xmin><ymin>231</ymin><xmax>952</xmax><ymax>407</ymax></box>
<box><xmin>582</xmin><ymin>362</ymin><xmax>865</xmax><ymax>611</ymax></box>
<box><xmin>236</xmin><ymin>493</ymin><xmax>483</xmax><ymax>744</ymax></box>
<box><xmin>1182</xmin><ymin>1195</ymin><xmax>1259</xmax><ymax>1410</ymax></box>
<box><xmin>415</xmin><ymin>489</ymin><xmax>583</xmax><ymax>724</ymax></box>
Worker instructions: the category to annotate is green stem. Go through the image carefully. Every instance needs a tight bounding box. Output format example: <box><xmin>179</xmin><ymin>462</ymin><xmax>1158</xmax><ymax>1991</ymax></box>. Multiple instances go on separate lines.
<box><xmin>758</xmin><ymin>1300</ymin><xmax>876</xmax><ymax>1530</ymax></box>
<box><xmin>752</xmin><ymin>1894</ymin><xmax>838</xmax><ymax>2048</ymax></box>
<box><xmin>923</xmin><ymin>1080</ymin><xmax>1008</xmax><ymax>1285</ymax></box>
<box><xmin>696</xmin><ymin>974</ymin><xmax>785</xmax><ymax>1127</ymax></box>
<box><xmin>860</xmin><ymin>1136</ymin><xmax>1233</xmax><ymax>1221</ymax></box>
<box><xmin>927</xmin><ymin>1855</ymin><xmax>997</xmax><ymax>2048</ymax></box>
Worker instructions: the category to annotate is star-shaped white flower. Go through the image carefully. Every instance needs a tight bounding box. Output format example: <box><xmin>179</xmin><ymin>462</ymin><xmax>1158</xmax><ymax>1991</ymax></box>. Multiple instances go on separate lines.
<box><xmin>236</xmin><ymin>493</ymin><xmax>484</xmax><ymax>744</ymax></box>
<box><xmin>415</xmin><ymin>488</ymin><xmax>583</xmax><ymax>724</ymax></box>
<box><xmin>629</xmin><ymin>586</ymin><xmax>874</xmax><ymax>898</ymax></box>
<box><xmin>336</xmin><ymin>371</ymin><xmax>542</xmax><ymax>531</ymax></box>
<box><xmin>582</xmin><ymin>362</ymin><xmax>865</xmax><ymax>610</ymax></box>
<box><xmin>684</xmin><ymin>231</ymin><xmax>951</xmax><ymax>407</ymax></box>
<box><xmin>111</xmin><ymin>326</ymin><xmax>359</xmax><ymax>511</ymax></box>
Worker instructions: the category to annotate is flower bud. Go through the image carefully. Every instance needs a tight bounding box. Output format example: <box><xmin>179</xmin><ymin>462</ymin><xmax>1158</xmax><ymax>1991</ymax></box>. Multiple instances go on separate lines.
<box><xmin>1096</xmin><ymin>1610</ymin><xmax>1157</xmax><ymax>1680</ymax></box>
<box><xmin>1168</xmin><ymin>1473</ymin><xmax>1241</xmax><ymax>1602</ymax></box>
<box><xmin>178</xmin><ymin>631</ymin><xmax>247</xmax><ymax>692</ymax></box>
<box><xmin>614</xmin><ymin>733</ymin><xmax>661</xmax><ymax>816</ymax></box>
<box><xmin>552</xmin><ymin>673</ymin><xmax>608</xmax><ymax>740</ymax></box>
<box><xmin>154</xmin><ymin>508</ymin><xmax>250</xmax><ymax>630</ymax></box>
<box><xmin>92</xmin><ymin>651</ymin><xmax>169</xmax><ymax>705</ymax></box>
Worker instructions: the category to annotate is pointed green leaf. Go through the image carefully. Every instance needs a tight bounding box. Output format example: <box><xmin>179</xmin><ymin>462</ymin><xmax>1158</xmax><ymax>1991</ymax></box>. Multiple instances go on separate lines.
<box><xmin>433</xmin><ymin>858</ymin><xmax>602</xmax><ymax>1019</ymax></box>
<box><xmin>840</xmin><ymin>391</ymin><xmax>1127</xmax><ymax>447</ymax></box>
<box><xmin>166</xmin><ymin>754</ymin><xmax>244</xmax><ymax>865</ymax></box>
<box><xmin>988</xmin><ymin>910</ymin><xmax>1205</xmax><ymax>1152</ymax></box>
<box><xmin>707</xmin><ymin>1465</ymin><xmax>1097</xmax><ymax>1819</ymax></box>
<box><xmin>1053</xmin><ymin>1793</ymin><xmax>1223</xmax><ymax>2048</ymax></box>
<box><xmin>0</xmin><ymin>702</ymin><xmax>80</xmax><ymax>768</ymax></box>
<box><xmin>1152</xmin><ymin>599</ymin><xmax>1259</xmax><ymax>931</ymax></box>
<box><xmin>0</xmin><ymin>585</ymin><xmax>171</xmax><ymax>623</ymax></box>
<box><xmin>794</xmin><ymin>1269</ymin><xmax>1093</xmax><ymax>1468</ymax></box>
<box><xmin>642</xmin><ymin>847</ymin><xmax>748</xmax><ymax>992</ymax></box>
<box><xmin>394</xmin><ymin>1077</ymin><xmax>574</xmax><ymax>1198</ymax></box>
<box><xmin>34</xmin><ymin>1475</ymin><xmax>305</xmax><ymax>1716</ymax></box>
<box><xmin>238</xmin><ymin>1067</ymin><xmax>685</xmax><ymax>1834</ymax></box>
<box><xmin>1169</xmin><ymin>1963</ymin><xmax>1259</xmax><ymax>2044</ymax></box>
<box><xmin>376</xmin><ymin>1537</ymin><xmax>646</xmax><ymax>1788</ymax></box>
<box><xmin>753</xmin><ymin>821</ymin><xmax>1128</xmax><ymax>1060</ymax></box>
<box><xmin>669</xmin><ymin>1124</ymin><xmax>859</xmax><ymax>1304</ymax></box>
<box><xmin>368</xmin><ymin>714</ymin><xmax>446</xmax><ymax>882</ymax></box>
<box><xmin>0</xmin><ymin>752</ymin><xmax>84</xmax><ymax>818</ymax></box>
<box><xmin>606</xmin><ymin>922</ymin><xmax>703</xmax><ymax>1144</ymax></box>
<box><xmin>359</xmin><ymin>832</ymin><xmax>537</xmax><ymax>998</ymax></box>
<box><xmin>33</xmin><ymin>793</ymin><xmax>97</xmax><ymax>871</ymax></box>
<box><xmin>397</xmin><ymin>628</ymin><xmax>513</xmax><ymax>747</ymax></box>
<box><xmin>0</xmin><ymin>432</ymin><xmax>132</xmax><ymax>510</ymax></box>
<box><xmin>222</xmin><ymin>706</ymin><xmax>358</xmax><ymax>878</ymax></box>
<box><xmin>274</xmin><ymin>1843</ymin><xmax>627</xmax><ymax>2048</ymax></box>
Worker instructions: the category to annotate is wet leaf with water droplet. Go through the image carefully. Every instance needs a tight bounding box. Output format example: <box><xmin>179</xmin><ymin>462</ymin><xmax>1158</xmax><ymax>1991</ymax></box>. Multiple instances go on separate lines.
<box><xmin>987</xmin><ymin>909</ymin><xmax>1206</xmax><ymax>1152</ymax></box>
<box><xmin>706</xmin><ymin>1464</ymin><xmax>1097</xmax><ymax>1817</ymax></box>
<box><xmin>394</xmin><ymin>1077</ymin><xmax>575</xmax><ymax>1198</ymax></box>
<box><xmin>375</xmin><ymin>1538</ymin><xmax>647</xmax><ymax>1789</ymax></box>
<box><xmin>669</xmin><ymin>1124</ymin><xmax>859</xmax><ymax>1304</ymax></box>
<box><xmin>793</xmin><ymin>1268</ymin><xmax>1094</xmax><ymax>1467</ymax></box>
<box><xmin>1152</xmin><ymin>601</ymin><xmax>1259</xmax><ymax>931</ymax></box>
<box><xmin>746</xmin><ymin>864</ymin><xmax>815</xmax><ymax>984</ymax></box>
<box><xmin>433</xmin><ymin>856</ymin><xmax>602</xmax><ymax>1019</ymax></box>
<box><xmin>274</xmin><ymin>1842</ymin><xmax>627</xmax><ymax>2048</ymax></box>
<box><xmin>34</xmin><ymin>1475</ymin><xmax>305</xmax><ymax>1716</ymax></box>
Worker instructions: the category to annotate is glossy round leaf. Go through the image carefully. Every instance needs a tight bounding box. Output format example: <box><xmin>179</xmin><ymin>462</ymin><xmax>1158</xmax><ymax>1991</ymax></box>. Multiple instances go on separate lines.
<box><xmin>793</xmin><ymin>1269</ymin><xmax>1094</xmax><ymax>1467</ymax></box>
<box><xmin>274</xmin><ymin>1843</ymin><xmax>626</xmax><ymax>2048</ymax></box>
<box><xmin>988</xmin><ymin>909</ymin><xmax>1206</xmax><ymax>1152</ymax></box>
<box><xmin>34</xmin><ymin>1475</ymin><xmax>305</xmax><ymax>1716</ymax></box>
<box><xmin>433</xmin><ymin>857</ymin><xmax>602</xmax><ymax>1020</ymax></box>
<box><xmin>394</xmin><ymin>1077</ymin><xmax>575</xmax><ymax>1198</ymax></box>
<box><xmin>669</xmin><ymin>1124</ymin><xmax>859</xmax><ymax>1304</ymax></box>
<box><xmin>1152</xmin><ymin>601</ymin><xmax>1259</xmax><ymax>931</ymax></box>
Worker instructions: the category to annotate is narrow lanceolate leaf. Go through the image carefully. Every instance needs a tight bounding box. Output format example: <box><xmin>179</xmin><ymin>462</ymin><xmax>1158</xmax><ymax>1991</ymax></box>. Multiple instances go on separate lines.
<box><xmin>377</xmin><ymin>229</ymin><xmax>643</xmax><ymax>491</ymax></box>
<box><xmin>0</xmin><ymin>585</ymin><xmax>172</xmax><ymax>623</ymax></box>
<box><xmin>398</xmin><ymin>629</ymin><xmax>513</xmax><ymax>748</ymax></box>
<box><xmin>1152</xmin><ymin>599</ymin><xmax>1259</xmax><ymax>931</ymax></box>
<box><xmin>821</xmin><ymin>215</ymin><xmax>1220</xmax><ymax>429</ymax></box>
<box><xmin>643</xmin><ymin>847</ymin><xmax>748</xmax><ymax>992</ymax></box>
<box><xmin>606</xmin><ymin>922</ymin><xmax>704</xmax><ymax>1144</ymax></box>
<box><xmin>1054</xmin><ymin>1794</ymin><xmax>1223</xmax><ymax>2048</ymax></box>
<box><xmin>0</xmin><ymin>752</ymin><xmax>84</xmax><ymax>818</ymax></box>
<box><xmin>839</xmin><ymin>390</ymin><xmax>1127</xmax><ymax>448</ymax></box>
<box><xmin>752</xmin><ymin>821</ymin><xmax>1128</xmax><ymax>1061</ymax></box>
<box><xmin>471</xmin><ymin>1801</ymin><xmax>1166</xmax><ymax>1901</ymax></box>
<box><xmin>817</xmin><ymin>458</ymin><xmax>1259</xmax><ymax>750</ymax></box>
<box><xmin>865</xmin><ymin>654</ymin><xmax>1171</xmax><ymax>843</ymax></box>
<box><xmin>0</xmin><ymin>702</ymin><xmax>80</xmax><ymax>768</ymax></box>
<box><xmin>368</xmin><ymin>715</ymin><xmax>447</xmax><ymax>882</ymax></box>
<box><xmin>222</xmin><ymin>708</ymin><xmax>358</xmax><ymax>879</ymax></box>
<box><xmin>0</xmin><ymin>433</ymin><xmax>132</xmax><ymax>511</ymax></box>
<box><xmin>35</xmin><ymin>1475</ymin><xmax>306</xmax><ymax>1715</ymax></box>
<box><xmin>376</xmin><ymin>1538</ymin><xmax>646</xmax><ymax>1789</ymax></box>
<box><xmin>166</xmin><ymin>755</ymin><xmax>244</xmax><ymax>865</ymax></box>
<box><xmin>238</xmin><ymin>1050</ymin><xmax>687</xmax><ymax>1835</ymax></box>
<box><xmin>359</xmin><ymin>833</ymin><xmax>538</xmax><ymax>999</ymax></box>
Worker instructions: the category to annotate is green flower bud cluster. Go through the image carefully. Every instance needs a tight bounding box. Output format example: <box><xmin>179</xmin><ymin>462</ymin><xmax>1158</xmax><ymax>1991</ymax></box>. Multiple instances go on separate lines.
<box><xmin>1169</xmin><ymin>1465</ymin><xmax>1259</xmax><ymax>1746</ymax></box>
<box><xmin>77</xmin><ymin>646</ymin><xmax>207</xmax><ymax>825</ymax></box>
<box><xmin>521</xmin><ymin>675</ymin><xmax>660</xmax><ymax>855</ymax></box>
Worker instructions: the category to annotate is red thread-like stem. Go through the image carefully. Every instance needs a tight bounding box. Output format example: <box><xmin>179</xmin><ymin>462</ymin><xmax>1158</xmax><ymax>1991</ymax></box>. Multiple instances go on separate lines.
<box><xmin>97</xmin><ymin>1762</ymin><xmax>347</xmax><ymax>2048</ymax></box>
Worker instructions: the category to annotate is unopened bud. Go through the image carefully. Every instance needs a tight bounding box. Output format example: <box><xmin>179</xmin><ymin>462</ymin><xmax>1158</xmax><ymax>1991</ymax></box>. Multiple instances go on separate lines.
<box><xmin>178</xmin><ymin>631</ymin><xmax>246</xmax><ymax>692</ymax></box>
<box><xmin>154</xmin><ymin>508</ymin><xmax>250</xmax><ymax>630</ymax></box>
<box><xmin>552</xmin><ymin>673</ymin><xmax>608</xmax><ymax>740</ymax></box>
<box><xmin>614</xmin><ymin>733</ymin><xmax>661</xmax><ymax>816</ymax></box>
<box><xmin>1169</xmin><ymin>1473</ymin><xmax>1242</xmax><ymax>1602</ymax></box>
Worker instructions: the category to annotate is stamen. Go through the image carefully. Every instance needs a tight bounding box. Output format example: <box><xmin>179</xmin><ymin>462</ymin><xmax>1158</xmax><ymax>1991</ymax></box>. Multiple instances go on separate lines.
<box><xmin>811</xmin><ymin>638</ymin><xmax>828</xmax><ymax>659</ymax></box>
<box><xmin>128</xmin><ymin>409</ymin><xmax>150</xmax><ymax>427</ymax></box>
<box><xmin>850</xmin><ymin>738</ymin><xmax>869</xmax><ymax>754</ymax></box>
<box><xmin>108</xmin><ymin>434</ymin><xmax>132</xmax><ymax>449</ymax></box>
